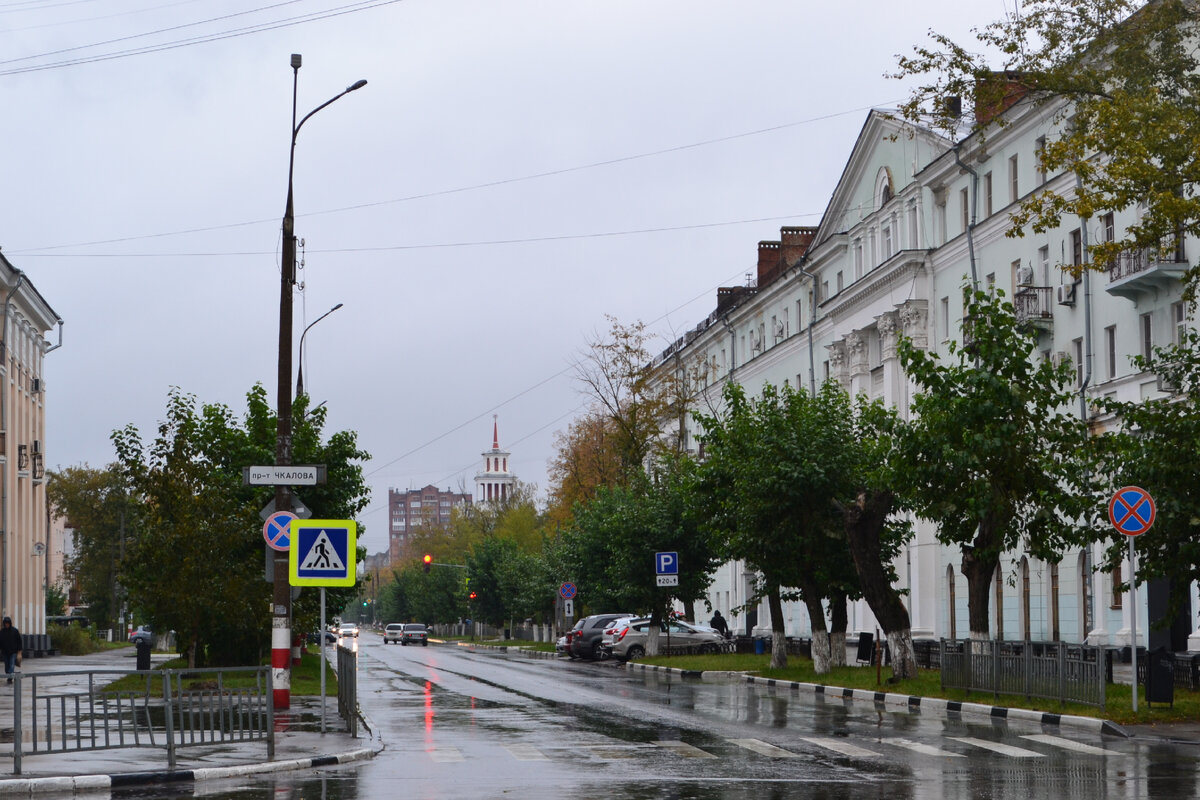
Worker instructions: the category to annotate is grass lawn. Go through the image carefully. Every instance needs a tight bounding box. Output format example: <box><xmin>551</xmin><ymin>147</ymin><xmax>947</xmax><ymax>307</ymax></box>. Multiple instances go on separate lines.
<box><xmin>636</xmin><ymin>652</ymin><xmax>1198</xmax><ymax>726</ymax></box>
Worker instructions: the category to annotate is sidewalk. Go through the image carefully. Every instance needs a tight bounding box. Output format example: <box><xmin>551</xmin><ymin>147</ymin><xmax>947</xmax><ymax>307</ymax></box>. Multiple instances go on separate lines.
<box><xmin>0</xmin><ymin>647</ymin><xmax>376</xmax><ymax>793</ymax></box>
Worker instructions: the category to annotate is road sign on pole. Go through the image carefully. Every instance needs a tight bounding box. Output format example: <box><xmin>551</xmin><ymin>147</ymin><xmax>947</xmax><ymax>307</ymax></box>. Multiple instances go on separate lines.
<box><xmin>289</xmin><ymin>519</ymin><xmax>357</xmax><ymax>587</ymax></box>
<box><xmin>559</xmin><ymin>582</ymin><xmax>577</xmax><ymax>600</ymax></box>
<box><xmin>655</xmin><ymin>552</ymin><xmax>679</xmax><ymax>575</ymax></box>
<box><xmin>656</xmin><ymin>575</ymin><xmax>679</xmax><ymax>587</ymax></box>
<box><xmin>263</xmin><ymin>511</ymin><xmax>297</xmax><ymax>552</ymax></box>
<box><xmin>1108</xmin><ymin>486</ymin><xmax>1155</xmax><ymax>713</ymax></box>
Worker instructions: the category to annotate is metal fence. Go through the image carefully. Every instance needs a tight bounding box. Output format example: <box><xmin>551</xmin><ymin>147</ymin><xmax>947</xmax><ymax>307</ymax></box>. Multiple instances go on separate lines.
<box><xmin>7</xmin><ymin>665</ymin><xmax>274</xmax><ymax>775</ymax></box>
<box><xmin>336</xmin><ymin>644</ymin><xmax>357</xmax><ymax>738</ymax></box>
<box><xmin>940</xmin><ymin>638</ymin><xmax>1107</xmax><ymax>709</ymax></box>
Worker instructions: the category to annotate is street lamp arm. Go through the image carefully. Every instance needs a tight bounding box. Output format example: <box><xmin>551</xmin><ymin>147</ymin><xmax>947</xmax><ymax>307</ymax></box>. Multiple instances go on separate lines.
<box><xmin>296</xmin><ymin>302</ymin><xmax>345</xmax><ymax>397</ymax></box>
<box><xmin>293</xmin><ymin>80</ymin><xmax>368</xmax><ymax>142</ymax></box>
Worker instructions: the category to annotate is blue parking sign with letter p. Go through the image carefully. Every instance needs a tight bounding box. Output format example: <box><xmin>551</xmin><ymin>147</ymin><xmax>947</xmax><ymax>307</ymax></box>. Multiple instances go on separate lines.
<box><xmin>656</xmin><ymin>551</ymin><xmax>679</xmax><ymax>575</ymax></box>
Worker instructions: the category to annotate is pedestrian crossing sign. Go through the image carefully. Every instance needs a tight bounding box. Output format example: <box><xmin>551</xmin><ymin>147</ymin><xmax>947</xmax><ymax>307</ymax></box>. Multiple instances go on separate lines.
<box><xmin>289</xmin><ymin>519</ymin><xmax>357</xmax><ymax>587</ymax></box>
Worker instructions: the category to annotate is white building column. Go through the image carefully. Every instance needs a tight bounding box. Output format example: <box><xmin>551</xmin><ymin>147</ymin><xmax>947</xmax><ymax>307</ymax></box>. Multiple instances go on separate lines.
<box><xmin>1087</xmin><ymin>542</ymin><xmax>1110</xmax><ymax>645</ymax></box>
<box><xmin>1187</xmin><ymin>579</ymin><xmax>1200</xmax><ymax>650</ymax></box>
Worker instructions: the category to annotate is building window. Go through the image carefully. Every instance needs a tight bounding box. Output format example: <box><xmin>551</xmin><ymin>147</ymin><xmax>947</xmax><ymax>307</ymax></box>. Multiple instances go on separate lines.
<box><xmin>1038</xmin><ymin>245</ymin><xmax>1050</xmax><ymax>284</ymax></box>
<box><xmin>1101</xmin><ymin>212</ymin><xmax>1115</xmax><ymax>243</ymax></box>
<box><xmin>940</xmin><ymin>296</ymin><xmax>950</xmax><ymax>340</ymax></box>
<box><xmin>821</xmin><ymin>281</ymin><xmax>829</xmax><ymax>301</ymax></box>
<box><xmin>1105</xmin><ymin>325</ymin><xmax>1117</xmax><ymax>379</ymax></box>
<box><xmin>1173</xmin><ymin>302</ymin><xmax>1186</xmax><ymax>345</ymax></box>
<box><xmin>986</xmin><ymin>272</ymin><xmax>996</xmax><ymax>292</ymax></box>
<box><xmin>836</xmin><ymin>271</ymin><xmax>844</xmax><ymax>293</ymax></box>
<box><xmin>1111</xmin><ymin>563</ymin><xmax>1123</xmax><ymax>609</ymax></box>
<box><xmin>907</xmin><ymin>201</ymin><xmax>919</xmax><ymax>248</ymax></box>
<box><xmin>960</xmin><ymin>187</ymin><xmax>970</xmax><ymax>232</ymax></box>
<box><xmin>1141</xmin><ymin>313</ymin><xmax>1154</xmax><ymax>360</ymax></box>
<box><xmin>984</xmin><ymin>171</ymin><xmax>993</xmax><ymax>216</ymax></box>
<box><xmin>936</xmin><ymin>198</ymin><xmax>947</xmax><ymax>245</ymax></box>
<box><xmin>1035</xmin><ymin>136</ymin><xmax>1047</xmax><ymax>185</ymax></box>
<box><xmin>1071</xmin><ymin>228</ymin><xmax>1083</xmax><ymax>269</ymax></box>
<box><xmin>1009</xmin><ymin>154</ymin><xmax>1019</xmax><ymax>202</ymax></box>
<box><xmin>882</xmin><ymin>224</ymin><xmax>893</xmax><ymax>259</ymax></box>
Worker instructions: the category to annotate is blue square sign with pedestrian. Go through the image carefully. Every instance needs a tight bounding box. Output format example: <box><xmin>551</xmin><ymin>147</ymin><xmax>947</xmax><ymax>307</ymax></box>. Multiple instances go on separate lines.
<box><xmin>289</xmin><ymin>519</ymin><xmax>357</xmax><ymax>587</ymax></box>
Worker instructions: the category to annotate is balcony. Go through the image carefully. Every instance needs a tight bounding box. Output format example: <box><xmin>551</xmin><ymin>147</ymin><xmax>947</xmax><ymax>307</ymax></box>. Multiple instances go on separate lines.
<box><xmin>1105</xmin><ymin>241</ymin><xmax>1187</xmax><ymax>301</ymax></box>
<box><xmin>1013</xmin><ymin>286</ymin><xmax>1054</xmax><ymax>330</ymax></box>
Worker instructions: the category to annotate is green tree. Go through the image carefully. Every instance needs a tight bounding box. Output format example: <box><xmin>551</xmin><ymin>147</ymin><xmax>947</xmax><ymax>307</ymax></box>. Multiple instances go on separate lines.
<box><xmin>45</xmin><ymin>584</ymin><xmax>68</xmax><ymax>617</ymax></box>
<box><xmin>46</xmin><ymin>465</ymin><xmax>133</xmax><ymax>628</ymax></box>
<box><xmin>896</xmin><ymin>286</ymin><xmax>1094</xmax><ymax>641</ymax></box>
<box><xmin>695</xmin><ymin>382</ymin><xmax>861</xmax><ymax>672</ymax></box>
<box><xmin>895</xmin><ymin>0</ymin><xmax>1200</xmax><ymax>295</ymax></box>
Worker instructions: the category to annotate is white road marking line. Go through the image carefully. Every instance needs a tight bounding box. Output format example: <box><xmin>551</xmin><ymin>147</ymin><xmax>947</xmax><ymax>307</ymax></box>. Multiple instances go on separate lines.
<box><xmin>797</xmin><ymin>737</ymin><xmax>880</xmax><ymax>758</ymax></box>
<box><xmin>951</xmin><ymin>737</ymin><xmax>1045</xmax><ymax>758</ymax></box>
<box><xmin>887</xmin><ymin>738</ymin><xmax>966</xmax><ymax>758</ymax></box>
<box><xmin>656</xmin><ymin>740</ymin><xmax>717</xmax><ymax>758</ymax></box>
<box><xmin>1020</xmin><ymin>734</ymin><xmax>1111</xmax><ymax>755</ymax></box>
<box><xmin>729</xmin><ymin>738</ymin><xmax>802</xmax><ymax>758</ymax></box>
<box><xmin>504</xmin><ymin>743</ymin><xmax>549</xmax><ymax>761</ymax></box>
<box><xmin>427</xmin><ymin>746</ymin><xmax>464</xmax><ymax>762</ymax></box>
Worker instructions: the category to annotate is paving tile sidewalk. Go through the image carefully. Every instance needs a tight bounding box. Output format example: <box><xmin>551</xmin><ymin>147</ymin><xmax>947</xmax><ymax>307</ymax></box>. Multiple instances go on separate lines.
<box><xmin>0</xmin><ymin>647</ymin><xmax>376</xmax><ymax>792</ymax></box>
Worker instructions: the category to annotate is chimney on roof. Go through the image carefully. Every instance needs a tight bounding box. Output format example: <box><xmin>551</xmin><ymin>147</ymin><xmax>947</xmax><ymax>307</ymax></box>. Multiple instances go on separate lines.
<box><xmin>974</xmin><ymin>70</ymin><xmax>1029</xmax><ymax>127</ymax></box>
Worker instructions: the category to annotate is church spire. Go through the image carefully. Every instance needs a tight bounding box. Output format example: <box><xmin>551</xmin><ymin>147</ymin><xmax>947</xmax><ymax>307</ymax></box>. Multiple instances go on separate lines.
<box><xmin>493</xmin><ymin>414</ymin><xmax>499</xmax><ymax>450</ymax></box>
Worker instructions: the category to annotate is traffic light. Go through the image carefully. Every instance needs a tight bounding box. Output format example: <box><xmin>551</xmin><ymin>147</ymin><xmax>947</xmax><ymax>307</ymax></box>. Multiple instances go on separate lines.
<box><xmin>468</xmin><ymin>591</ymin><xmax>477</xmax><ymax>600</ymax></box>
<box><xmin>423</xmin><ymin>554</ymin><xmax>432</xmax><ymax>573</ymax></box>
<box><xmin>362</xmin><ymin>601</ymin><xmax>368</xmax><ymax>607</ymax></box>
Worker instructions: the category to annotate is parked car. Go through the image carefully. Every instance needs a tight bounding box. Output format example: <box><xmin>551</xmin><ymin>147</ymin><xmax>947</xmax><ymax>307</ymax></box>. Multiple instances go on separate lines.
<box><xmin>567</xmin><ymin>613</ymin><xmax>631</xmax><ymax>660</ymax></box>
<box><xmin>383</xmin><ymin>623</ymin><xmax>404</xmax><ymax>644</ymax></box>
<box><xmin>607</xmin><ymin>618</ymin><xmax>726</xmax><ymax>661</ymax></box>
<box><xmin>401</xmin><ymin>623</ymin><xmax>428</xmax><ymax>646</ymax></box>
<box><xmin>307</xmin><ymin>629</ymin><xmax>337</xmax><ymax>645</ymax></box>
<box><xmin>555</xmin><ymin>634</ymin><xmax>569</xmax><ymax>657</ymax></box>
<box><xmin>130</xmin><ymin>626</ymin><xmax>154</xmax><ymax>647</ymax></box>
<box><xmin>599</xmin><ymin>616</ymin><xmax>638</xmax><ymax>651</ymax></box>
<box><xmin>338</xmin><ymin>622</ymin><xmax>359</xmax><ymax>638</ymax></box>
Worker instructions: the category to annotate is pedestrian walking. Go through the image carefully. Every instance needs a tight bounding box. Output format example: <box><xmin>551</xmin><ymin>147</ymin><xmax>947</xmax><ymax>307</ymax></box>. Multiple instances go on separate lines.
<box><xmin>710</xmin><ymin>609</ymin><xmax>730</xmax><ymax>639</ymax></box>
<box><xmin>0</xmin><ymin>617</ymin><xmax>22</xmax><ymax>684</ymax></box>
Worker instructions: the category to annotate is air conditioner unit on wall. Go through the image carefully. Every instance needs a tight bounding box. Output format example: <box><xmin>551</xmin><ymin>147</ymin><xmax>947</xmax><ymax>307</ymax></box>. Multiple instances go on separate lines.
<box><xmin>1051</xmin><ymin>351</ymin><xmax>1069</xmax><ymax>368</ymax></box>
<box><xmin>1056</xmin><ymin>284</ymin><xmax>1077</xmax><ymax>306</ymax></box>
<box><xmin>1016</xmin><ymin>265</ymin><xmax>1034</xmax><ymax>286</ymax></box>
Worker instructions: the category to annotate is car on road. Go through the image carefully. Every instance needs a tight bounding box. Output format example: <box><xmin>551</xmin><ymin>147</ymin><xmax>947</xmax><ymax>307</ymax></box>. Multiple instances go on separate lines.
<box><xmin>555</xmin><ymin>634</ymin><xmax>569</xmax><ymax>656</ymax></box>
<box><xmin>567</xmin><ymin>613</ymin><xmax>631</xmax><ymax>660</ymax></box>
<box><xmin>383</xmin><ymin>623</ymin><xmax>404</xmax><ymax>644</ymax></box>
<box><xmin>130</xmin><ymin>626</ymin><xmax>154</xmax><ymax>647</ymax></box>
<box><xmin>607</xmin><ymin>618</ymin><xmax>726</xmax><ymax>661</ymax></box>
<box><xmin>401</xmin><ymin>623</ymin><xmax>428</xmax><ymax>646</ymax></box>
<box><xmin>338</xmin><ymin>622</ymin><xmax>359</xmax><ymax>638</ymax></box>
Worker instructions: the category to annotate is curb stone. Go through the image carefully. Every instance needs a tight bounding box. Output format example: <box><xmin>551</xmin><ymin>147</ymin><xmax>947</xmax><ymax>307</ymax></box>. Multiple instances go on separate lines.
<box><xmin>623</xmin><ymin>662</ymin><xmax>1128</xmax><ymax>737</ymax></box>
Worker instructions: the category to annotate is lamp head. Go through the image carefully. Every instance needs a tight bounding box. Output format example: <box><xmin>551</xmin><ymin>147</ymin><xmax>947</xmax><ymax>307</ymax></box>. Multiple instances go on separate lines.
<box><xmin>291</xmin><ymin>54</ymin><xmax>302</xmax><ymax>69</ymax></box>
<box><xmin>347</xmin><ymin>79</ymin><xmax>367</xmax><ymax>92</ymax></box>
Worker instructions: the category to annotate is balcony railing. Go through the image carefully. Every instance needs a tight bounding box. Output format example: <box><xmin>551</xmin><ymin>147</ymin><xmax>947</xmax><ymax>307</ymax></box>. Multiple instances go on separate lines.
<box><xmin>1105</xmin><ymin>238</ymin><xmax>1187</xmax><ymax>300</ymax></box>
<box><xmin>1013</xmin><ymin>286</ymin><xmax>1054</xmax><ymax>324</ymax></box>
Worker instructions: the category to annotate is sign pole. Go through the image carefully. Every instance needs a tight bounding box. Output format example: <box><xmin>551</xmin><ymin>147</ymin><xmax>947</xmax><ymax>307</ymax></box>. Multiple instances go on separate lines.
<box><xmin>320</xmin><ymin>586</ymin><xmax>327</xmax><ymax>733</ymax></box>
<box><xmin>1108</xmin><ymin>485</ymin><xmax>1155</xmax><ymax>714</ymax></box>
<box><xmin>1128</xmin><ymin>537</ymin><xmax>1139</xmax><ymax>713</ymax></box>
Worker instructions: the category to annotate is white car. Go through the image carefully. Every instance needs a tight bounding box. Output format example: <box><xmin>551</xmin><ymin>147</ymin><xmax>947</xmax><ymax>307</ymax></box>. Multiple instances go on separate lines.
<box><xmin>338</xmin><ymin>622</ymin><xmax>359</xmax><ymax>638</ymax></box>
<box><xmin>383</xmin><ymin>623</ymin><xmax>404</xmax><ymax>644</ymax></box>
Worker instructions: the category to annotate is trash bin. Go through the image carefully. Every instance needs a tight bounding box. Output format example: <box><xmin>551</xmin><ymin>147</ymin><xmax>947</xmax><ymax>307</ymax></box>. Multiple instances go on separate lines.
<box><xmin>1145</xmin><ymin>646</ymin><xmax>1174</xmax><ymax>708</ymax></box>
<box><xmin>136</xmin><ymin>640</ymin><xmax>151</xmax><ymax>671</ymax></box>
<box><xmin>754</xmin><ymin>637</ymin><xmax>766</xmax><ymax>655</ymax></box>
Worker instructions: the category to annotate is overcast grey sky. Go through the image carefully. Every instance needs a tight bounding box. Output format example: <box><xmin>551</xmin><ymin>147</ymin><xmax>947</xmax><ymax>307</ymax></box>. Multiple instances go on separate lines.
<box><xmin>2</xmin><ymin>0</ymin><xmax>994</xmax><ymax>557</ymax></box>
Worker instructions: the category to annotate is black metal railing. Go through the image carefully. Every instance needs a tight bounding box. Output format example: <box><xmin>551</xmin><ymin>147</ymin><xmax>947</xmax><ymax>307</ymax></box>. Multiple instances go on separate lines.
<box><xmin>940</xmin><ymin>638</ymin><xmax>1107</xmax><ymax>709</ymax></box>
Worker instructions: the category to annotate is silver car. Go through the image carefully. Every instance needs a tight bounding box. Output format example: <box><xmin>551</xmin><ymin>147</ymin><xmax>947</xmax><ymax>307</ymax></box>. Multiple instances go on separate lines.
<box><xmin>383</xmin><ymin>623</ymin><xmax>404</xmax><ymax>644</ymax></box>
<box><xmin>607</xmin><ymin>619</ymin><xmax>726</xmax><ymax>661</ymax></box>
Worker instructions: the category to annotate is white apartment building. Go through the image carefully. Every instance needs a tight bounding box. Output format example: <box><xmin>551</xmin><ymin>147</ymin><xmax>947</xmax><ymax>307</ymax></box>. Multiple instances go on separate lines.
<box><xmin>657</xmin><ymin>99</ymin><xmax>1196</xmax><ymax>652</ymax></box>
<box><xmin>0</xmin><ymin>255</ymin><xmax>63</xmax><ymax>638</ymax></box>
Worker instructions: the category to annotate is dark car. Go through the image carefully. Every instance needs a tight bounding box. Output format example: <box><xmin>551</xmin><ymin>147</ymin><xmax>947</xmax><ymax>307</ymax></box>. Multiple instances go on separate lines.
<box><xmin>566</xmin><ymin>613</ymin><xmax>630</xmax><ymax>660</ymax></box>
<box><xmin>401</xmin><ymin>623</ymin><xmax>428</xmax><ymax>646</ymax></box>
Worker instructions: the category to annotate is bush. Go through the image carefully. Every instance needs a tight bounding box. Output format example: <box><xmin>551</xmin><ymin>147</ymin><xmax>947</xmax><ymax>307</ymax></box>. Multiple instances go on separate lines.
<box><xmin>49</xmin><ymin>624</ymin><xmax>103</xmax><ymax>656</ymax></box>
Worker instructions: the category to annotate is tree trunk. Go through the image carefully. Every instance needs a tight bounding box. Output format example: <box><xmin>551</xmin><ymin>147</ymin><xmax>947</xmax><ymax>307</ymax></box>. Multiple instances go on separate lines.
<box><xmin>804</xmin><ymin>593</ymin><xmax>830</xmax><ymax>674</ymax></box>
<box><xmin>838</xmin><ymin>490</ymin><xmax>918</xmax><ymax>679</ymax></box>
<box><xmin>768</xmin><ymin>586</ymin><xmax>788</xmax><ymax>670</ymax></box>
<box><xmin>683</xmin><ymin>599</ymin><xmax>695</xmax><ymax>623</ymax></box>
<box><xmin>646</xmin><ymin>607</ymin><xmax>662</xmax><ymax>656</ymax></box>
<box><xmin>828</xmin><ymin>590</ymin><xmax>848</xmax><ymax>668</ymax></box>
<box><xmin>962</xmin><ymin>541</ymin><xmax>999</xmax><ymax>642</ymax></box>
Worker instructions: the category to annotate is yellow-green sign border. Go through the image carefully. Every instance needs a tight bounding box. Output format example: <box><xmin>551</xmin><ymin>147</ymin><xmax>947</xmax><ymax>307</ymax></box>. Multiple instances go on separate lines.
<box><xmin>288</xmin><ymin>518</ymin><xmax>357</xmax><ymax>587</ymax></box>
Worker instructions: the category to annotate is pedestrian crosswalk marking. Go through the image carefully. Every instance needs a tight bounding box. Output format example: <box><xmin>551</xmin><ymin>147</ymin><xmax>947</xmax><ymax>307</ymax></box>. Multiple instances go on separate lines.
<box><xmin>951</xmin><ymin>737</ymin><xmax>1044</xmax><ymax>758</ymax></box>
<box><xmin>427</xmin><ymin>746</ymin><xmax>464</xmax><ymax>762</ymax></box>
<box><xmin>886</xmin><ymin>738</ymin><xmax>965</xmax><ymax>758</ymax></box>
<box><xmin>1020</xmin><ymin>734</ymin><xmax>1110</xmax><ymax>755</ymax></box>
<box><xmin>504</xmin><ymin>743</ymin><xmax>548</xmax><ymax>761</ymax></box>
<box><xmin>299</xmin><ymin>529</ymin><xmax>345</xmax><ymax>571</ymax></box>
<box><xmin>656</xmin><ymin>740</ymin><xmax>717</xmax><ymax>759</ymax></box>
<box><xmin>730</xmin><ymin>738</ymin><xmax>802</xmax><ymax>758</ymax></box>
<box><xmin>586</xmin><ymin>745</ymin><xmax>639</xmax><ymax>759</ymax></box>
<box><xmin>797</xmin><ymin>737</ymin><xmax>880</xmax><ymax>758</ymax></box>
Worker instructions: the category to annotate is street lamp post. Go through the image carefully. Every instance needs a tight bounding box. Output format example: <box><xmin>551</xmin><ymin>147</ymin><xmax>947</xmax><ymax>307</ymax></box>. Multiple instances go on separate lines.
<box><xmin>274</xmin><ymin>54</ymin><xmax>366</xmax><ymax>710</ymax></box>
<box><xmin>296</xmin><ymin>302</ymin><xmax>344</xmax><ymax>398</ymax></box>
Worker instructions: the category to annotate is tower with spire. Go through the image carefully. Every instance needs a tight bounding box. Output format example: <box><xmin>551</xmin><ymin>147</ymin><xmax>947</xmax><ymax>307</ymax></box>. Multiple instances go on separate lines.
<box><xmin>475</xmin><ymin>415</ymin><xmax>516</xmax><ymax>504</ymax></box>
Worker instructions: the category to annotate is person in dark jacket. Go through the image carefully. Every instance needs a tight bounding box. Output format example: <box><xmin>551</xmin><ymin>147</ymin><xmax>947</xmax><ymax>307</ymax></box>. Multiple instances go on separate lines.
<box><xmin>709</xmin><ymin>609</ymin><xmax>730</xmax><ymax>639</ymax></box>
<box><xmin>0</xmin><ymin>617</ymin><xmax>21</xmax><ymax>683</ymax></box>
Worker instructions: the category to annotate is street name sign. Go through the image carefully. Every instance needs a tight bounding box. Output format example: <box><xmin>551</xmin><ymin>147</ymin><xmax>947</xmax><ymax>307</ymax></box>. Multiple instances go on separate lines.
<box><xmin>289</xmin><ymin>519</ymin><xmax>356</xmax><ymax>587</ymax></box>
<box><xmin>243</xmin><ymin>465</ymin><xmax>327</xmax><ymax>486</ymax></box>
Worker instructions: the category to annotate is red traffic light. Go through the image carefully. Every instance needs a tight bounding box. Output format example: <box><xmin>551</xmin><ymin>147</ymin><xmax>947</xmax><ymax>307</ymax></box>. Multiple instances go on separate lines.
<box><xmin>469</xmin><ymin>591</ymin><xmax>477</xmax><ymax>600</ymax></box>
<box><xmin>423</xmin><ymin>554</ymin><xmax>432</xmax><ymax>573</ymax></box>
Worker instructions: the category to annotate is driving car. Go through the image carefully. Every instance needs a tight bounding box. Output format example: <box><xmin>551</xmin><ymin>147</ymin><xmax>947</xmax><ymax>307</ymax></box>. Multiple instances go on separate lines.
<box><xmin>383</xmin><ymin>623</ymin><xmax>404</xmax><ymax>644</ymax></box>
<box><xmin>607</xmin><ymin>618</ymin><xmax>726</xmax><ymax>661</ymax></box>
<box><xmin>130</xmin><ymin>626</ymin><xmax>154</xmax><ymax>647</ymax></box>
<box><xmin>338</xmin><ymin>622</ymin><xmax>359</xmax><ymax>638</ymax></box>
<box><xmin>401</xmin><ymin>623</ymin><xmax>428</xmax><ymax>646</ymax></box>
<box><xmin>566</xmin><ymin>613</ymin><xmax>631</xmax><ymax>660</ymax></box>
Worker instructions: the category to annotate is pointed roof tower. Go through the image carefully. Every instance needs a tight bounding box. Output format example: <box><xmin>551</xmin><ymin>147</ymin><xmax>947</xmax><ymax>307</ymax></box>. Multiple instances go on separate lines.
<box><xmin>474</xmin><ymin>415</ymin><xmax>516</xmax><ymax>504</ymax></box>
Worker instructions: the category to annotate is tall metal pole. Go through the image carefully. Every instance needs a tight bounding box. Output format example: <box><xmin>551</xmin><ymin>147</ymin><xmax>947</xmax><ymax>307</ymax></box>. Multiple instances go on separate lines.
<box><xmin>296</xmin><ymin>302</ymin><xmax>344</xmax><ymax>398</ymax></box>
<box><xmin>273</xmin><ymin>55</ymin><xmax>366</xmax><ymax>710</ymax></box>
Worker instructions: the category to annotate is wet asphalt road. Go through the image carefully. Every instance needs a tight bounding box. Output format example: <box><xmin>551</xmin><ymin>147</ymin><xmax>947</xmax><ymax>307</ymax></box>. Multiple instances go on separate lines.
<box><xmin>116</xmin><ymin>638</ymin><xmax>1200</xmax><ymax>799</ymax></box>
